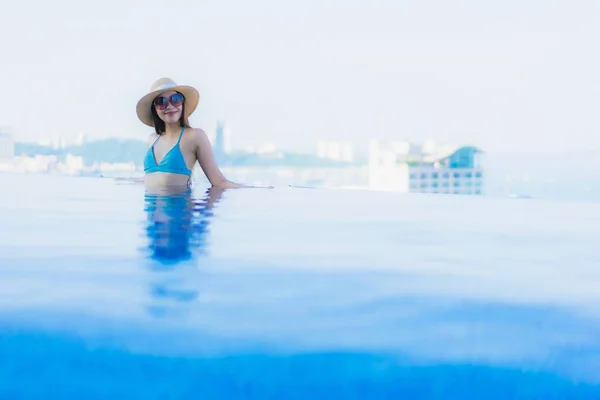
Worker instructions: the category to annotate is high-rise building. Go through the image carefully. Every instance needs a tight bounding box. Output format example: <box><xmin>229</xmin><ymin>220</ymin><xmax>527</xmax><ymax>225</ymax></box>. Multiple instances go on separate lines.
<box><xmin>52</xmin><ymin>135</ymin><xmax>67</xmax><ymax>150</ymax></box>
<box><xmin>223</xmin><ymin>126</ymin><xmax>232</xmax><ymax>155</ymax></box>
<box><xmin>0</xmin><ymin>132</ymin><xmax>14</xmax><ymax>160</ymax></box>
<box><xmin>214</xmin><ymin>121</ymin><xmax>232</xmax><ymax>164</ymax></box>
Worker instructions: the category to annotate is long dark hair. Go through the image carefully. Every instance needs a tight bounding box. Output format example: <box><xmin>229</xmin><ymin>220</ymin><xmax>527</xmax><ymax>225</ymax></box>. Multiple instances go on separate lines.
<box><xmin>150</xmin><ymin>92</ymin><xmax>191</xmax><ymax>135</ymax></box>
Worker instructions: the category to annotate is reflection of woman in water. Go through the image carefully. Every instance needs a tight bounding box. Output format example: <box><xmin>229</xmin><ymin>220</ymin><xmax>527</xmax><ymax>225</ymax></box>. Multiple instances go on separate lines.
<box><xmin>144</xmin><ymin>186</ymin><xmax>224</xmax><ymax>264</ymax></box>
<box><xmin>143</xmin><ymin>187</ymin><xmax>224</xmax><ymax>318</ymax></box>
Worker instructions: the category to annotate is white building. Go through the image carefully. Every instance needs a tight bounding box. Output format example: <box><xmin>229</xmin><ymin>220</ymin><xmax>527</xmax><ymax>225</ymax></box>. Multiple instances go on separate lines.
<box><xmin>407</xmin><ymin>165</ymin><xmax>483</xmax><ymax>195</ymax></box>
<box><xmin>255</xmin><ymin>142</ymin><xmax>277</xmax><ymax>154</ymax></box>
<box><xmin>51</xmin><ymin>134</ymin><xmax>67</xmax><ymax>150</ymax></box>
<box><xmin>317</xmin><ymin>140</ymin><xmax>354</xmax><ymax>162</ymax></box>
<box><xmin>0</xmin><ymin>132</ymin><xmax>14</xmax><ymax>160</ymax></box>
<box><xmin>369</xmin><ymin>139</ymin><xmax>484</xmax><ymax>195</ymax></box>
<box><xmin>74</xmin><ymin>132</ymin><xmax>86</xmax><ymax>146</ymax></box>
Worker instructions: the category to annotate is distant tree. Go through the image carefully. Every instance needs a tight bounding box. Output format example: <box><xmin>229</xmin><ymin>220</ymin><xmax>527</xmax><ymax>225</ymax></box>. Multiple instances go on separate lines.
<box><xmin>15</xmin><ymin>139</ymin><xmax>147</xmax><ymax>165</ymax></box>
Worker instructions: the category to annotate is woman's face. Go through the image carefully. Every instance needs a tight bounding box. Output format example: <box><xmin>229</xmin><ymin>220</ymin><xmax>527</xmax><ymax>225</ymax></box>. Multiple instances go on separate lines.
<box><xmin>153</xmin><ymin>90</ymin><xmax>184</xmax><ymax>124</ymax></box>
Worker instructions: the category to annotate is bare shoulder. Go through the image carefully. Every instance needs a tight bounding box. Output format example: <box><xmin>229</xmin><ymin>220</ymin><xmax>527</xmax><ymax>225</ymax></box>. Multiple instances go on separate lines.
<box><xmin>185</xmin><ymin>127</ymin><xmax>209</xmax><ymax>139</ymax></box>
<box><xmin>146</xmin><ymin>132</ymin><xmax>158</xmax><ymax>145</ymax></box>
<box><xmin>184</xmin><ymin>127</ymin><xmax>210</xmax><ymax>145</ymax></box>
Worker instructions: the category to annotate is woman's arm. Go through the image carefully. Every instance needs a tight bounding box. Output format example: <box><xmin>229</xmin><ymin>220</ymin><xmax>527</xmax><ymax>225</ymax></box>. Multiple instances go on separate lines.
<box><xmin>193</xmin><ymin>128</ymin><xmax>252</xmax><ymax>188</ymax></box>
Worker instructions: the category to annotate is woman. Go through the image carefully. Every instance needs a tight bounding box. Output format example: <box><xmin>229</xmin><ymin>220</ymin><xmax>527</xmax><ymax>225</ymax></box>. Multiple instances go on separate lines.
<box><xmin>135</xmin><ymin>77</ymin><xmax>249</xmax><ymax>191</ymax></box>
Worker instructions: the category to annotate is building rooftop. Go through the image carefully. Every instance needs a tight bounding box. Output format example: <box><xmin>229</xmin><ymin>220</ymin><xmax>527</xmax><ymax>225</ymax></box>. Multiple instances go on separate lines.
<box><xmin>371</xmin><ymin>139</ymin><xmax>483</xmax><ymax>168</ymax></box>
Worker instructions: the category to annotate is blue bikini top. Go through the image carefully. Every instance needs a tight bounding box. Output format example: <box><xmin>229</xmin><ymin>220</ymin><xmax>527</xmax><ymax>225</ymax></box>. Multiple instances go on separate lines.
<box><xmin>143</xmin><ymin>126</ymin><xmax>192</xmax><ymax>176</ymax></box>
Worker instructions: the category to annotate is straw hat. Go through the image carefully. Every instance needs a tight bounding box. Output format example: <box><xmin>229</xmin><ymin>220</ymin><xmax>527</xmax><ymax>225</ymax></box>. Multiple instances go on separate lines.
<box><xmin>136</xmin><ymin>77</ymin><xmax>200</xmax><ymax>127</ymax></box>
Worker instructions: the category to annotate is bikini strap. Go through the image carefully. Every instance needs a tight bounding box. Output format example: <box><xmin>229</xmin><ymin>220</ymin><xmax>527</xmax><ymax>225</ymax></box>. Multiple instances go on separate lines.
<box><xmin>176</xmin><ymin>126</ymin><xmax>186</xmax><ymax>144</ymax></box>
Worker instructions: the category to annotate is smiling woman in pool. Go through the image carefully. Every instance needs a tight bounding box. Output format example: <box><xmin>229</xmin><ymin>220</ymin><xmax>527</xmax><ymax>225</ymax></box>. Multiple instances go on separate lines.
<box><xmin>135</xmin><ymin>77</ymin><xmax>248</xmax><ymax>190</ymax></box>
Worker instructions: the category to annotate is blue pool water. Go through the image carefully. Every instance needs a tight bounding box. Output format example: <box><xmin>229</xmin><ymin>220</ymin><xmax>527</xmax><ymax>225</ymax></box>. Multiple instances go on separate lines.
<box><xmin>1</xmin><ymin>173</ymin><xmax>600</xmax><ymax>399</ymax></box>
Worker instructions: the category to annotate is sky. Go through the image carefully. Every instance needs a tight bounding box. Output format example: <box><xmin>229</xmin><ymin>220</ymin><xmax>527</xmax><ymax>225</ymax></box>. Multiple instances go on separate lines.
<box><xmin>1</xmin><ymin>0</ymin><xmax>599</xmax><ymax>153</ymax></box>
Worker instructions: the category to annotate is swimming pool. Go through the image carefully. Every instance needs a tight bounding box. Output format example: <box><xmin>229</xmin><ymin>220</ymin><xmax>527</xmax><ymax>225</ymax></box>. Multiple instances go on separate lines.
<box><xmin>1</xmin><ymin>173</ymin><xmax>600</xmax><ymax>399</ymax></box>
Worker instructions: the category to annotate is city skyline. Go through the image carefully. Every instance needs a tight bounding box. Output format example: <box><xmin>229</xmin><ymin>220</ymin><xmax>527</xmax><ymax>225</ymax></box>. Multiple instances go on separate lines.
<box><xmin>1</xmin><ymin>1</ymin><xmax>599</xmax><ymax>154</ymax></box>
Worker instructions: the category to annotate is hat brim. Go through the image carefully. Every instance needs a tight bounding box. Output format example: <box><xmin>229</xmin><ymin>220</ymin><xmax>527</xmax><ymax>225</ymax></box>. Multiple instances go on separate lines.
<box><xmin>136</xmin><ymin>85</ymin><xmax>200</xmax><ymax>127</ymax></box>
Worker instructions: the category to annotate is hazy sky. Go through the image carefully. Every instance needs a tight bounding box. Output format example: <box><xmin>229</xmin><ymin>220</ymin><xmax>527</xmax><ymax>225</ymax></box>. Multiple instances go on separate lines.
<box><xmin>1</xmin><ymin>0</ymin><xmax>599</xmax><ymax>153</ymax></box>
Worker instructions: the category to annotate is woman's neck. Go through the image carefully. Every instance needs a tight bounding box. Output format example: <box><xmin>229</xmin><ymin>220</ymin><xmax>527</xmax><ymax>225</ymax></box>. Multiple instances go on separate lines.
<box><xmin>163</xmin><ymin>123</ymin><xmax>183</xmax><ymax>138</ymax></box>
